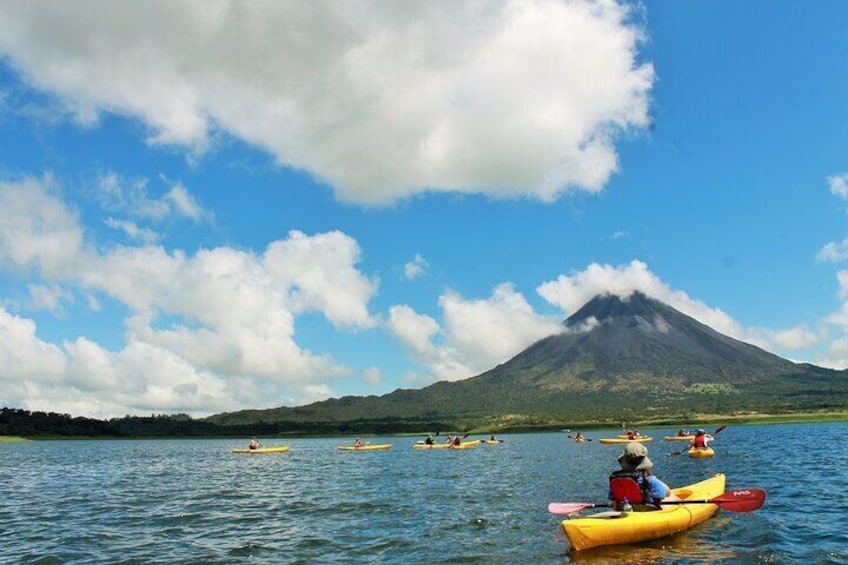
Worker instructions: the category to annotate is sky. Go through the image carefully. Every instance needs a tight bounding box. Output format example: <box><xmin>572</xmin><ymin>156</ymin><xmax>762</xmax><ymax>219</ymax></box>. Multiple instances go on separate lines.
<box><xmin>1</xmin><ymin>0</ymin><xmax>847</xmax><ymax>419</ymax></box>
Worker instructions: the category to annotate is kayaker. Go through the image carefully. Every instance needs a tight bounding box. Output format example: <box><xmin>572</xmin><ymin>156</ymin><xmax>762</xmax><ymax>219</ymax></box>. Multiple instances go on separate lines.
<box><xmin>424</xmin><ymin>434</ymin><xmax>434</xmax><ymax>445</ymax></box>
<box><xmin>575</xmin><ymin>432</ymin><xmax>584</xmax><ymax>441</ymax></box>
<box><xmin>608</xmin><ymin>442</ymin><xmax>673</xmax><ymax>511</ymax></box>
<box><xmin>452</xmin><ymin>436</ymin><xmax>462</xmax><ymax>446</ymax></box>
<box><xmin>689</xmin><ymin>429</ymin><xmax>713</xmax><ymax>449</ymax></box>
<box><xmin>353</xmin><ymin>438</ymin><xmax>364</xmax><ymax>447</ymax></box>
<box><xmin>248</xmin><ymin>439</ymin><xmax>261</xmax><ymax>450</ymax></box>
<box><xmin>677</xmin><ymin>429</ymin><xmax>689</xmax><ymax>437</ymax></box>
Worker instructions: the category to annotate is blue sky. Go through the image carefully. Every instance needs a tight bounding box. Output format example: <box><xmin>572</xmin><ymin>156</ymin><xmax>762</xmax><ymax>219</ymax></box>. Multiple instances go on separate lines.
<box><xmin>1</xmin><ymin>1</ymin><xmax>847</xmax><ymax>418</ymax></box>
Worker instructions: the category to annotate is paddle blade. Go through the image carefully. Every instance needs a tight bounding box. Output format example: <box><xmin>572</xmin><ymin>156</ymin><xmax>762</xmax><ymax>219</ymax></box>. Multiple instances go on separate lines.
<box><xmin>548</xmin><ymin>502</ymin><xmax>596</xmax><ymax>514</ymax></box>
<box><xmin>713</xmin><ymin>489</ymin><xmax>766</xmax><ymax>512</ymax></box>
<box><xmin>713</xmin><ymin>424</ymin><xmax>728</xmax><ymax>435</ymax></box>
<box><xmin>548</xmin><ymin>502</ymin><xmax>613</xmax><ymax>514</ymax></box>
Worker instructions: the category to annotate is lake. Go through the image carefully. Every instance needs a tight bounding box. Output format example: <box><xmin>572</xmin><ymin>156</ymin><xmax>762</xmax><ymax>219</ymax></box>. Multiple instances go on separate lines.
<box><xmin>1</xmin><ymin>422</ymin><xmax>846</xmax><ymax>564</ymax></box>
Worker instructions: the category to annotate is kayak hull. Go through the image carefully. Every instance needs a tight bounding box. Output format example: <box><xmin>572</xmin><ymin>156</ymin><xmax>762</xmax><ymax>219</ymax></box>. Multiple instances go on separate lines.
<box><xmin>561</xmin><ymin>473</ymin><xmax>725</xmax><ymax>551</ymax></box>
<box><xmin>688</xmin><ymin>447</ymin><xmax>715</xmax><ymax>458</ymax></box>
<box><xmin>231</xmin><ymin>446</ymin><xmax>290</xmax><ymax>454</ymax></box>
<box><xmin>337</xmin><ymin>444</ymin><xmax>393</xmax><ymax>451</ymax></box>
<box><xmin>598</xmin><ymin>437</ymin><xmax>653</xmax><ymax>444</ymax></box>
<box><xmin>664</xmin><ymin>435</ymin><xmax>695</xmax><ymax>442</ymax></box>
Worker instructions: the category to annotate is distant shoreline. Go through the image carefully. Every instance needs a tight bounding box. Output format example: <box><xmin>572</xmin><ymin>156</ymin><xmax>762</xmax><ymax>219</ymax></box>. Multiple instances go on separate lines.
<box><xmin>3</xmin><ymin>410</ymin><xmax>846</xmax><ymax>441</ymax></box>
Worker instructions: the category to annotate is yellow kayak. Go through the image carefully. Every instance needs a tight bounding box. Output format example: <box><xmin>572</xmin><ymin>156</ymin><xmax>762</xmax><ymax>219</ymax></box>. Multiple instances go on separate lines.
<box><xmin>598</xmin><ymin>437</ymin><xmax>653</xmax><ymax>444</ymax></box>
<box><xmin>688</xmin><ymin>447</ymin><xmax>715</xmax><ymax>458</ymax></box>
<box><xmin>664</xmin><ymin>435</ymin><xmax>695</xmax><ymax>441</ymax></box>
<box><xmin>413</xmin><ymin>442</ymin><xmax>451</xmax><ymax>449</ymax></box>
<box><xmin>231</xmin><ymin>445</ymin><xmax>290</xmax><ymax>454</ymax></box>
<box><xmin>450</xmin><ymin>440</ymin><xmax>481</xmax><ymax>450</ymax></box>
<box><xmin>561</xmin><ymin>473</ymin><xmax>725</xmax><ymax>551</ymax></box>
<box><xmin>337</xmin><ymin>444</ymin><xmax>393</xmax><ymax>451</ymax></box>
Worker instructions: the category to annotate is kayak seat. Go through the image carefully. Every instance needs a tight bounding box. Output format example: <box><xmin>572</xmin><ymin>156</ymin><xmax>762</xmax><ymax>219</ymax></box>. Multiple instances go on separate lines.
<box><xmin>609</xmin><ymin>477</ymin><xmax>644</xmax><ymax>504</ymax></box>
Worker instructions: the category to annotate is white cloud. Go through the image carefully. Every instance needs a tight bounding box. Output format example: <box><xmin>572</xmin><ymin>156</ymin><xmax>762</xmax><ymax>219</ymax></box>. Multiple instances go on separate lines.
<box><xmin>818</xmin><ymin>239</ymin><xmax>848</xmax><ymax>263</ymax></box>
<box><xmin>403</xmin><ymin>254</ymin><xmax>429</xmax><ymax>280</ymax></box>
<box><xmin>828</xmin><ymin>172</ymin><xmax>848</xmax><ymax>200</ymax></box>
<box><xmin>264</xmin><ymin>231</ymin><xmax>379</xmax><ymax>328</ymax></box>
<box><xmin>0</xmin><ymin>0</ymin><xmax>653</xmax><ymax>205</ymax></box>
<box><xmin>0</xmin><ymin>308</ymin><xmax>66</xmax><ymax>384</ymax></box>
<box><xmin>95</xmin><ymin>171</ymin><xmax>210</xmax><ymax>223</ymax></box>
<box><xmin>0</xmin><ymin>176</ymin><xmax>85</xmax><ymax>277</ymax></box>
<box><xmin>362</xmin><ymin>366</ymin><xmax>382</xmax><ymax>386</ymax></box>
<box><xmin>0</xmin><ymin>177</ymin><xmax>379</xmax><ymax>417</ymax></box>
<box><xmin>104</xmin><ymin>217</ymin><xmax>160</xmax><ymax>244</ymax></box>
<box><xmin>536</xmin><ymin>259</ymin><xmax>824</xmax><ymax>358</ymax></box>
<box><xmin>439</xmin><ymin>283</ymin><xmax>562</xmax><ymax>369</ymax></box>
<box><xmin>164</xmin><ymin>181</ymin><xmax>207</xmax><ymax>222</ymax></box>
<box><xmin>388</xmin><ymin>284</ymin><xmax>561</xmax><ymax>384</ymax></box>
<box><xmin>388</xmin><ymin>305</ymin><xmax>441</xmax><ymax>357</ymax></box>
<box><xmin>26</xmin><ymin>283</ymin><xmax>71</xmax><ymax>314</ymax></box>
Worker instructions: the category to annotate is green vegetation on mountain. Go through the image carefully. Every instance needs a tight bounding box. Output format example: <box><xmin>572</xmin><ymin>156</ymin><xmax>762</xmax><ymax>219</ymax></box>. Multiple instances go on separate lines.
<box><xmin>205</xmin><ymin>292</ymin><xmax>848</xmax><ymax>430</ymax></box>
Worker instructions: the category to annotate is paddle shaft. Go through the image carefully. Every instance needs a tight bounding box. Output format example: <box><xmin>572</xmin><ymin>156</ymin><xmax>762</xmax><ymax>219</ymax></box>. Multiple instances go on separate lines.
<box><xmin>549</xmin><ymin>488</ymin><xmax>765</xmax><ymax>515</ymax></box>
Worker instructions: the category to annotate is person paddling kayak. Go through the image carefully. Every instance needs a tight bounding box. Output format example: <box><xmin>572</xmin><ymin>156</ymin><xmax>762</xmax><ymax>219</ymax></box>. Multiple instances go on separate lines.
<box><xmin>689</xmin><ymin>429</ymin><xmax>713</xmax><ymax>449</ymax></box>
<box><xmin>608</xmin><ymin>442</ymin><xmax>677</xmax><ymax>511</ymax></box>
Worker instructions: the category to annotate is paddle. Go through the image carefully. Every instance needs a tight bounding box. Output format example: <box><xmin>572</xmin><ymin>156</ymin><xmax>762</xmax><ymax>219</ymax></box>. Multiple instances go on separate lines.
<box><xmin>548</xmin><ymin>488</ymin><xmax>766</xmax><ymax>515</ymax></box>
<box><xmin>670</xmin><ymin>425</ymin><xmax>726</xmax><ymax>456</ymax></box>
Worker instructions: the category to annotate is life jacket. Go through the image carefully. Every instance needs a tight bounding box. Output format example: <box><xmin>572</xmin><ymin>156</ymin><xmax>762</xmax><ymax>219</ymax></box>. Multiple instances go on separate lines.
<box><xmin>693</xmin><ymin>435</ymin><xmax>707</xmax><ymax>448</ymax></box>
<box><xmin>608</xmin><ymin>470</ymin><xmax>660</xmax><ymax>509</ymax></box>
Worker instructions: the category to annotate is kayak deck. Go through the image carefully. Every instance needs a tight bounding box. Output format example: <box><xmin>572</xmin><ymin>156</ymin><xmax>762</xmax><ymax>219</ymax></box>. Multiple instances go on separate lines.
<box><xmin>560</xmin><ymin>473</ymin><xmax>725</xmax><ymax>551</ymax></box>
<box><xmin>231</xmin><ymin>445</ymin><xmax>290</xmax><ymax>454</ymax></box>
<box><xmin>337</xmin><ymin>444</ymin><xmax>393</xmax><ymax>451</ymax></box>
<box><xmin>598</xmin><ymin>437</ymin><xmax>653</xmax><ymax>444</ymax></box>
<box><xmin>413</xmin><ymin>442</ymin><xmax>451</xmax><ymax>449</ymax></box>
<box><xmin>688</xmin><ymin>447</ymin><xmax>715</xmax><ymax>458</ymax></box>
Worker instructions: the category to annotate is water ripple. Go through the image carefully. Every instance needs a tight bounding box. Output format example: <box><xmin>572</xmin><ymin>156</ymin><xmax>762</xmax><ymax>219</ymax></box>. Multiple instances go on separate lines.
<box><xmin>1</xmin><ymin>423</ymin><xmax>847</xmax><ymax>563</ymax></box>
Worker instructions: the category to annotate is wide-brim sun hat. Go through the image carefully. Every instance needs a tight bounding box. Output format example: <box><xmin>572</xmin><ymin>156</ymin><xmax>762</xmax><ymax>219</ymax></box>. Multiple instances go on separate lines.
<box><xmin>617</xmin><ymin>441</ymin><xmax>653</xmax><ymax>471</ymax></box>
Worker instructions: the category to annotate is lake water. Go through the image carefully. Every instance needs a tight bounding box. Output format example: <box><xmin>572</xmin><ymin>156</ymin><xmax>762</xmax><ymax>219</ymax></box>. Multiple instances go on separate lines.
<box><xmin>1</xmin><ymin>422</ymin><xmax>846</xmax><ymax>564</ymax></box>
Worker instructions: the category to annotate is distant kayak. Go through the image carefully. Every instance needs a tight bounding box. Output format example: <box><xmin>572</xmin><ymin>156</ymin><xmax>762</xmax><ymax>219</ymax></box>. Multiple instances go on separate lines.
<box><xmin>450</xmin><ymin>440</ymin><xmax>481</xmax><ymax>450</ymax></box>
<box><xmin>598</xmin><ymin>437</ymin><xmax>653</xmax><ymax>444</ymax></box>
<box><xmin>337</xmin><ymin>444</ymin><xmax>392</xmax><ymax>451</ymax></box>
<box><xmin>664</xmin><ymin>435</ymin><xmax>695</xmax><ymax>441</ymax></box>
<box><xmin>485</xmin><ymin>439</ymin><xmax>503</xmax><ymax>445</ymax></box>
<box><xmin>413</xmin><ymin>442</ymin><xmax>451</xmax><ymax>449</ymax></box>
<box><xmin>231</xmin><ymin>445</ymin><xmax>290</xmax><ymax>454</ymax></box>
<box><xmin>688</xmin><ymin>447</ymin><xmax>715</xmax><ymax>458</ymax></box>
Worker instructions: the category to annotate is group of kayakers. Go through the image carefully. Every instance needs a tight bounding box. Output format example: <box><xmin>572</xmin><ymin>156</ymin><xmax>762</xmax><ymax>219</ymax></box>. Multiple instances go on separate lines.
<box><xmin>423</xmin><ymin>433</ymin><xmax>465</xmax><ymax>446</ymax></box>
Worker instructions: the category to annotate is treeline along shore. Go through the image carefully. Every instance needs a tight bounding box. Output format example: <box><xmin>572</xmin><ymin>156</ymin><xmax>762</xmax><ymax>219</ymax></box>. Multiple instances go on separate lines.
<box><xmin>3</xmin><ymin>406</ymin><xmax>847</xmax><ymax>440</ymax></box>
<box><xmin>0</xmin><ymin>407</ymin><xmax>452</xmax><ymax>438</ymax></box>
